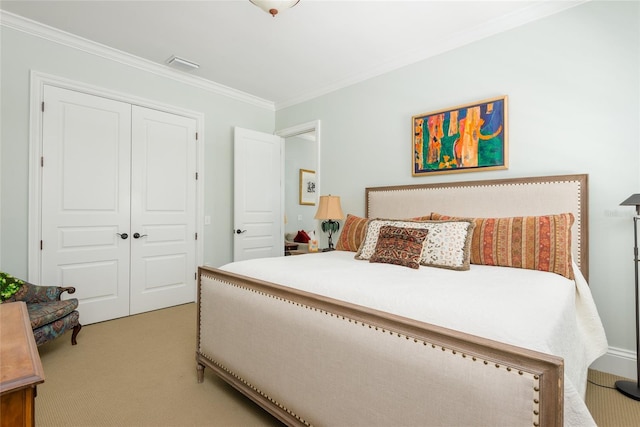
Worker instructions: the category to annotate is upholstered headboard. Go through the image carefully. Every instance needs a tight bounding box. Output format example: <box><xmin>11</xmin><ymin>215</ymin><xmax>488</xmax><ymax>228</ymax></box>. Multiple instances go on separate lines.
<box><xmin>366</xmin><ymin>174</ymin><xmax>588</xmax><ymax>280</ymax></box>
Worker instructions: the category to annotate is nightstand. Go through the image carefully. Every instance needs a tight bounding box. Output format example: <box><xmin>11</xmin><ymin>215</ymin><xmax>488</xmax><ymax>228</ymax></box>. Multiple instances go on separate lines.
<box><xmin>284</xmin><ymin>243</ymin><xmax>298</xmax><ymax>256</ymax></box>
<box><xmin>288</xmin><ymin>250</ymin><xmax>319</xmax><ymax>256</ymax></box>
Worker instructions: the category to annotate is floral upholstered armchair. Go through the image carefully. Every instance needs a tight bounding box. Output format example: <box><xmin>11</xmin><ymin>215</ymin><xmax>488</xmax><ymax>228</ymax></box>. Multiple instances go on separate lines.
<box><xmin>1</xmin><ymin>272</ymin><xmax>81</xmax><ymax>346</ymax></box>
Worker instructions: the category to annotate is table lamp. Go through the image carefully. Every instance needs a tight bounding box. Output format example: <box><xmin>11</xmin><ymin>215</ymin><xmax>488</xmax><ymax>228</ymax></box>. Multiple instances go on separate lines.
<box><xmin>314</xmin><ymin>195</ymin><xmax>345</xmax><ymax>251</ymax></box>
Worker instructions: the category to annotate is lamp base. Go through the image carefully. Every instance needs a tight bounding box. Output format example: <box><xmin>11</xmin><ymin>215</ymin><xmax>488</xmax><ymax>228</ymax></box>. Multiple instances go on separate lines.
<box><xmin>615</xmin><ymin>380</ymin><xmax>640</xmax><ymax>400</ymax></box>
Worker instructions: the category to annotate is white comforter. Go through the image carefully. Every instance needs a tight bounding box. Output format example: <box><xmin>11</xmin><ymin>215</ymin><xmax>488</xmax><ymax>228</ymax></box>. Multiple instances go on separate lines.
<box><xmin>221</xmin><ymin>251</ymin><xmax>608</xmax><ymax>426</ymax></box>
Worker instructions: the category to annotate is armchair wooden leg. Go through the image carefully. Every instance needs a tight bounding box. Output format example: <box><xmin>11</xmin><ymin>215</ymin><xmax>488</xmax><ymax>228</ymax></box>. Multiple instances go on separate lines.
<box><xmin>71</xmin><ymin>324</ymin><xmax>82</xmax><ymax>345</ymax></box>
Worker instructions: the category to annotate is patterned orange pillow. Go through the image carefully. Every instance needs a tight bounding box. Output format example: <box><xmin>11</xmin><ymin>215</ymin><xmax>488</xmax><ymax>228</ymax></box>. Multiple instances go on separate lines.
<box><xmin>335</xmin><ymin>214</ymin><xmax>369</xmax><ymax>252</ymax></box>
<box><xmin>369</xmin><ymin>226</ymin><xmax>429</xmax><ymax>269</ymax></box>
<box><xmin>336</xmin><ymin>214</ymin><xmax>432</xmax><ymax>252</ymax></box>
<box><xmin>431</xmin><ymin>212</ymin><xmax>575</xmax><ymax>279</ymax></box>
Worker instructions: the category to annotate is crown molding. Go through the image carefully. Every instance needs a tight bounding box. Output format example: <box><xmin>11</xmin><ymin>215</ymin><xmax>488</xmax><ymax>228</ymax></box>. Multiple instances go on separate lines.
<box><xmin>2</xmin><ymin>1</ymin><xmax>588</xmax><ymax>112</ymax></box>
<box><xmin>274</xmin><ymin>0</ymin><xmax>589</xmax><ymax>110</ymax></box>
<box><xmin>0</xmin><ymin>10</ymin><xmax>275</xmax><ymax>111</ymax></box>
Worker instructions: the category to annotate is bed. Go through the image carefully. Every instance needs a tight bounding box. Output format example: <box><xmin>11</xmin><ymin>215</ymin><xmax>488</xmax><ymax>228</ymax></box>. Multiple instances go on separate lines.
<box><xmin>196</xmin><ymin>174</ymin><xmax>608</xmax><ymax>427</ymax></box>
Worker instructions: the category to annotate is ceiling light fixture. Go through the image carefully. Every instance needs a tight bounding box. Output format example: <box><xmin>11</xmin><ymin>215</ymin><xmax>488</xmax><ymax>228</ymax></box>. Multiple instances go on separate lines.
<box><xmin>250</xmin><ymin>0</ymin><xmax>300</xmax><ymax>17</ymax></box>
<box><xmin>167</xmin><ymin>56</ymin><xmax>200</xmax><ymax>71</ymax></box>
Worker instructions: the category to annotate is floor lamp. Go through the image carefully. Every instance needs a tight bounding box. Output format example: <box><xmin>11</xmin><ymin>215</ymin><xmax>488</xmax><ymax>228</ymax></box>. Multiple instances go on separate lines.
<box><xmin>618</xmin><ymin>194</ymin><xmax>640</xmax><ymax>400</ymax></box>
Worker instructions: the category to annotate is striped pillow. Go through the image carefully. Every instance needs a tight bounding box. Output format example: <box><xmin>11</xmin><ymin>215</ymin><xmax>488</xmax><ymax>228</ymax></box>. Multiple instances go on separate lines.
<box><xmin>431</xmin><ymin>212</ymin><xmax>575</xmax><ymax>279</ymax></box>
<box><xmin>335</xmin><ymin>214</ymin><xmax>369</xmax><ymax>252</ymax></box>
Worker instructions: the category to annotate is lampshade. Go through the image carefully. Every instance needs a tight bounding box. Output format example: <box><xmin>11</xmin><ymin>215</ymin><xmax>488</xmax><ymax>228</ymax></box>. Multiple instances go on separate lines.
<box><xmin>314</xmin><ymin>195</ymin><xmax>344</xmax><ymax>220</ymax></box>
<box><xmin>621</xmin><ymin>194</ymin><xmax>640</xmax><ymax>215</ymax></box>
<box><xmin>250</xmin><ymin>0</ymin><xmax>300</xmax><ymax>17</ymax></box>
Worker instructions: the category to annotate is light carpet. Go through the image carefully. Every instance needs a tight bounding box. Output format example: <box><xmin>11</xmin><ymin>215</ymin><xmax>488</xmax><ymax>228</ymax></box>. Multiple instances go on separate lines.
<box><xmin>36</xmin><ymin>303</ymin><xmax>281</xmax><ymax>426</ymax></box>
<box><xmin>35</xmin><ymin>303</ymin><xmax>640</xmax><ymax>426</ymax></box>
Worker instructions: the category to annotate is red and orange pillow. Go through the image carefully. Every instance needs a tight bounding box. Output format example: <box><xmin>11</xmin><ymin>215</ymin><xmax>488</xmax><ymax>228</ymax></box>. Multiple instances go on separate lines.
<box><xmin>431</xmin><ymin>212</ymin><xmax>575</xmax><ymax>279</ymax></box>
<box><xmin>335</xmin><ymin>214</ymin><xmax>369</xmax><ymax>252</ymax></box>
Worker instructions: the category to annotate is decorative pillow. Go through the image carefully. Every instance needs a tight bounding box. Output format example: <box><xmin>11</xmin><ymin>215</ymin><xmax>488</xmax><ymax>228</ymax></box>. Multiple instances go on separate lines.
<box><xmin>335</xmin><ymin>214</ymin><xmax>432</xmax><ymax>252</ymax></box>
<box><xmin>355</xmin><ymin>218</ymin><xmax>475</xmax><ymax>271</ymax></box>
<box><xmin>431</xmin><ymin>212</ymin><xmax>575</xmax><ymax>279</ymax></box>
<box><xmin>369</xmin><ymin>226</ymin><xmax>429</xmax><ymax>269</ymax></box>
<box><xmin>420</xmin><ymin>220</ymin><xmax>475</xmax><ymax>270</ymax></box>
<box><xmin>293</xmin><ymin>230</ymin><xmax>311</xmax><ymax>243</ymax></box>
<box><xmin>335</xmin><ymin>214</ymin><xmax>369</xmax><ymax>252</ymax></box>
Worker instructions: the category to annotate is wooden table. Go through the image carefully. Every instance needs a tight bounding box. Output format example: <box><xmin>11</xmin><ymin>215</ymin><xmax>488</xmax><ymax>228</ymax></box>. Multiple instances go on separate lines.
<box><xmin>0</xmin><ymin>302</ymin><xmax>45</xmax><ymax>427</ymax></box>
<box><xmin>284</xmin><ymin>243</ymin><xmax>299</xmax><ymax>256</ymax></box>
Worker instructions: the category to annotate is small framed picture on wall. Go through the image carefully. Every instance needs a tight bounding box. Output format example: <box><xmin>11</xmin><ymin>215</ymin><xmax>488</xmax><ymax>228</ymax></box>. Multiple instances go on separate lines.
<box><xmin>299</xmin><ymin>169</ymin><xmax>316</xmax><ymax>206</ymax></box>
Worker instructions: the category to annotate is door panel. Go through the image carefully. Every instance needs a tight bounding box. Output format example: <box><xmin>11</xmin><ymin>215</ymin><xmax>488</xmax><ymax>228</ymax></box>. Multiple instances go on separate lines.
<box><xmin>129</xmin><ymin>106</ymin><xmax>197</xmax><ymax>314</ymax></box>
<box><xmin>142</xmin><ymin>254</ymin><xmax>187</xmax><ymax>289</ymax></box>
<box><xmin>41</xmin><ymin>85</ymin><xmax>131</xmax><ymax>324</ymax></box>
<box><xmin>234</xmin><ymin>127</ymin><xmax>284</xmax><ymax>261</ymax></box>
<box><xmin>59</xmin><ymin>261</ymin><xmax>120</xmax><ymax>301</ymax></box>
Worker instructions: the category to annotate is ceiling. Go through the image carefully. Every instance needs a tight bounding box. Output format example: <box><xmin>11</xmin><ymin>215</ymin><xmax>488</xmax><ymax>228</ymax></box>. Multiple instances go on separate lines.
<box><xmin>0</xmin><ymin>0</ymin><xmax>585</xmax><ymax>109</ymax></box>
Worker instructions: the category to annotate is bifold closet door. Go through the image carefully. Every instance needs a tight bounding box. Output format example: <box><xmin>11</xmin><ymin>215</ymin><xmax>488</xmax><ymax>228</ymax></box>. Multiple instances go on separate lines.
<box><xmin>41</xmin><ymin>85</ymin><xmax>132</xmax><ymax>325</ymax></box>
<box><xmin>41</xmin><ymin>86</ymin><xmax>197</xmax><ymax>324</ymax></box>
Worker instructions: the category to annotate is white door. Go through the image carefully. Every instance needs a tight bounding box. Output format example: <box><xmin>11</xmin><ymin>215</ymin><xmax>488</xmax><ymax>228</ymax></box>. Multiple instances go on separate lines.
<box><xmin>41</xmin><ymin>86</ymin><xmax>198</xmax><ymax>324</ymax></box>
<box><xmin>129</xmin><ymin>106</ymin><xmax>197</xmax><ymax>314</ymax></box>
<box><xmin>233</xmin><ymin>127</ymin><xmax>284</xmax><ymax>261</ymax></box>
<box><xmin>41</xmin><ymin>86</ymin><xmax>132</xmax><ymax>324</ymax></box>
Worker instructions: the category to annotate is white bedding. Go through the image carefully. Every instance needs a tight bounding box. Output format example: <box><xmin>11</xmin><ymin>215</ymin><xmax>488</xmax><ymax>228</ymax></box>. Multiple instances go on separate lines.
<box><xmin>221</xmin><ymin>251</ymin><xmax>608</xmax><ymax>426</ymax></box>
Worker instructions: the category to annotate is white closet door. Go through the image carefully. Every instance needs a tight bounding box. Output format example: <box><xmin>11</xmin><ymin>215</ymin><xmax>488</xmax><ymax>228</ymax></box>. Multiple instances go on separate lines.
<box><xmin>41</xmin><ymin>85</ymin><xmax>132</xmax><ymax>324</ymax></box>
<box><xmin>129</xmin><ymin>106</ymin><xmax>197</xmax><ymax>314</ymax></box>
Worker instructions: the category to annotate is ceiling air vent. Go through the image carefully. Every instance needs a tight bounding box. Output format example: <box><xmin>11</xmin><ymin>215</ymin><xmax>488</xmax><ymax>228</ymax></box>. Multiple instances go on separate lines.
<box><xmin>166</xmin><ymin>56</ymin><xmax>199</xmax><ymax>71</ymax></box>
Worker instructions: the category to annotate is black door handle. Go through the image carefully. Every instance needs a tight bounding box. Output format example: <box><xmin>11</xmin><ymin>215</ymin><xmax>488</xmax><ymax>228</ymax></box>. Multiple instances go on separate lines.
<box><xmin>235</xmin><ymin>229</ymin><xmax>247</xmax><ymax>234</ymax></box>
<box><xmin>133</xmin><ymin>233</ymin><xmax>148</xmax><ymax>239</ymax></box>
<box><xmin>117</xmin><ymin>233</ymin><xmax>128</xmax><ymax>240</ymax></box>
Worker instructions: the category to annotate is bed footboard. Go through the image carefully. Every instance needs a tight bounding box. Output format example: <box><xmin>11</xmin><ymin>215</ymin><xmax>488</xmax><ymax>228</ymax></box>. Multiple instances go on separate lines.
<box><xmin>196</xmin><ymin>266</ymin><xmax>563</xmax><ymax>426</ymax></box>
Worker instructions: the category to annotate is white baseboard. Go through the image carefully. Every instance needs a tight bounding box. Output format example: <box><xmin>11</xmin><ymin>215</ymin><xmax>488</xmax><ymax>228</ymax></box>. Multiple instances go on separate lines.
<box><xmin>589</xmin><ymin>346</ymin><xmax>637</xmax><ymax>379</ymax></box>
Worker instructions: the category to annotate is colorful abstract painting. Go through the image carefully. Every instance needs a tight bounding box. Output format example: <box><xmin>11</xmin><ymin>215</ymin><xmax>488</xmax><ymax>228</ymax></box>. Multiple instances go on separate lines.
<box><xmin>413</xmin><ymin>96</ymin><xmax>508</xmax><ymax>176</ymax></box>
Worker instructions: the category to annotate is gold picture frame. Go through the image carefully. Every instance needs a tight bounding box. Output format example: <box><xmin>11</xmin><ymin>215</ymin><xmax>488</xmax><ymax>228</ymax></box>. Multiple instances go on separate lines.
<box><xmin>413</xmin><ymin>95</ymin><xmax>508</xmax><ymax>176</ymax></box>
<box><xmin>299</xmin><ymin>169</ymin><xmax>316</xmax><ymax>205</ymax></box>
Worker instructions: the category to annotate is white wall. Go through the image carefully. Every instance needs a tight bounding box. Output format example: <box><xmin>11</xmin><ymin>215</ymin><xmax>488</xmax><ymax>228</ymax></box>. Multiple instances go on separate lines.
<box><xmin>276</xmin><ymin>1</ymin><xmax>640</xmax><ymax>377</ymax></box>
<box><xmin>0</xmin><ymin>22</ymin><xmax>274</xmax><ymax>274</ymax></box>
